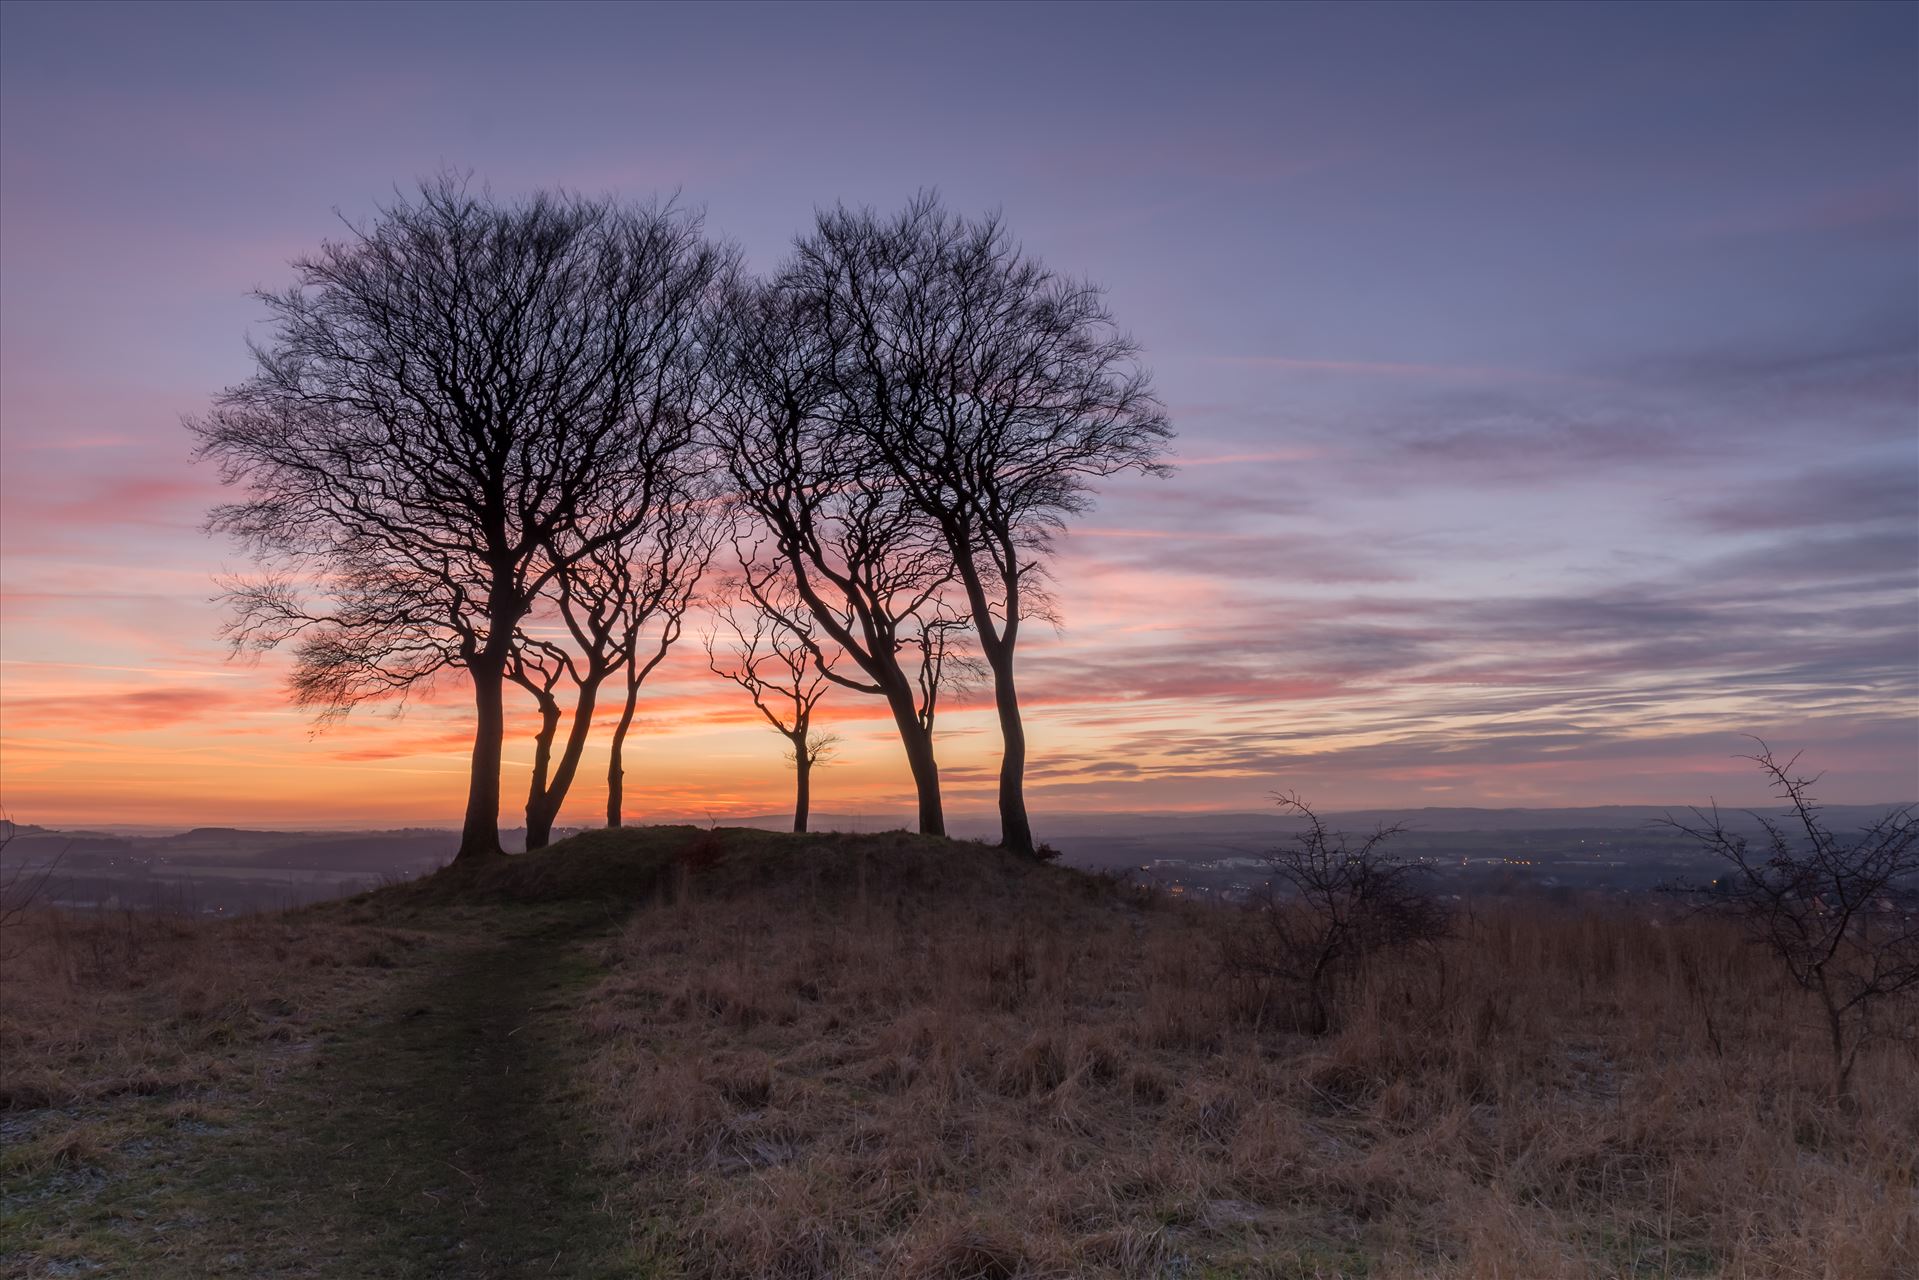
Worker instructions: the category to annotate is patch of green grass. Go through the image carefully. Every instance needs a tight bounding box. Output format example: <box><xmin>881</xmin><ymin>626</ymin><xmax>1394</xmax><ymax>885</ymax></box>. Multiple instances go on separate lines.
<box><xmin>2</xmin><ymin>1053</ymin><xmax>293</xmax><ymax>1274</ymax></box>
<box><xmin>194</xmin><ymin>903</ymin><xmax>639</xmax><ymax>1278</ymax></box>
<box><xmin>1587</xmin><ymin>1222</ymin><xmax>1722</xmax><ymax>1279</ymax></box>
<box><xmin>1</xmin><ymin>898</ymin><xmax>645</xmax><ymax>1278</ymax></box>
<box><xmin>1180</xmin><ymin>1233</ymin><xmax>1378</xmax><ymax>1280</ymax></box>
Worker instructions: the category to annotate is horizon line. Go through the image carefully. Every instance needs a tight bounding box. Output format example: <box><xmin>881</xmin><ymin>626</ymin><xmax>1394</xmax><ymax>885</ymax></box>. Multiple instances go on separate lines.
<box><xmin>12</xmin><ymin>797</ymin><xmax>1917</xmax><ymax>838</ymax></box>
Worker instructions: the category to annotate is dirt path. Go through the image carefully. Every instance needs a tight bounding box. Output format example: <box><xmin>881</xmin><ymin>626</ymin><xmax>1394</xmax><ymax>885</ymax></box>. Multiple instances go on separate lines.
<box><xmin>202</xmin><ymin>905</ymin><xmax>636</xmax><ymax>1278</ymax></box>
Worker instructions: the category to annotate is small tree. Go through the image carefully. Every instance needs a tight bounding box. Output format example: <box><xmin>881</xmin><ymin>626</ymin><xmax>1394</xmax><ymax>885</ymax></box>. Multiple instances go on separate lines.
<box><xmin>1219</xmin><ymin>793</ymin><xmax>1448</xmax><ymax>1034</ymax></box>
<box><xmin>602</xmin><ymin>494</ymin><xmax>716</xmax><ymax>831</ymax></box>
<box><xmin>1664</xmin><ymin>742</ymin><xmax>1919</xmax><ymax>1100</ymax></box>
<box><xmin>511</xmin><ymin>481</ymin><xmax>716</xmax><ymax>848</ymax></box>
<box><xmin>705</xmin><ymin>554</ymin><xmax>838</xmax><ymax>833</ymax></box>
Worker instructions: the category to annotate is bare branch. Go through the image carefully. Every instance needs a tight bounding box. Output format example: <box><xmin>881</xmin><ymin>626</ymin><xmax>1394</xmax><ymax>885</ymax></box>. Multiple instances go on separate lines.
<box><xmin>1218</xmin><ymin>792</ymin><xmax>1449</xmax><ymax>1034</ymax></box>
<box><xmin>1662</xmin><ymin>741</ymin><xmax>1919</xmax><ymax>1100</ymax></box>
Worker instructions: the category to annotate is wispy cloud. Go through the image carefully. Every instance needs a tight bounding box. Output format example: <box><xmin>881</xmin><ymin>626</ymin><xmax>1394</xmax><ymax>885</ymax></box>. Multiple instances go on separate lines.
<box><xmin>1198</xmin><ymin>354</ymin><xmax>1596</xmax><ymax>386</ymax></box>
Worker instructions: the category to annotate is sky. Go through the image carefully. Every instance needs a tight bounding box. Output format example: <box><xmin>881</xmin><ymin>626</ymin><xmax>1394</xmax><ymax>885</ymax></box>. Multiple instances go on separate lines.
<box><xmin>1</xmin><ymin>0</ymin><xmax>1915</xmax><ymax>829</ymax></box>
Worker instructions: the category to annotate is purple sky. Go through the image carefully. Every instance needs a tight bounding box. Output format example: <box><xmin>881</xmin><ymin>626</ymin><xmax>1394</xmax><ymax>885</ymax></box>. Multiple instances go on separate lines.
<box><xmin>2</xmin><ymin>1</ymin><xmax>1914</xmax><ymax>824</ymax></box>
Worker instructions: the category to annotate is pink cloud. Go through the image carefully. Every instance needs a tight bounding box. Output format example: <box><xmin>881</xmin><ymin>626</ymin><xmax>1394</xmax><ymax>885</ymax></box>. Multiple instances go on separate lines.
<box><xmin>1</xmin><ymin>685</ymin><xmax>254</xmax><ymax>734</ymax></box>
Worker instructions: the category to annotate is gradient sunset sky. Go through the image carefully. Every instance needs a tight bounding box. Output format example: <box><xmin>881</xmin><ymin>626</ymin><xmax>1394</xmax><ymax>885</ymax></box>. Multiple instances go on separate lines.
<box><xmin>2</xmin><ymin>1</ymin><xmax>1915</xmax><ymax>829</ymax></box>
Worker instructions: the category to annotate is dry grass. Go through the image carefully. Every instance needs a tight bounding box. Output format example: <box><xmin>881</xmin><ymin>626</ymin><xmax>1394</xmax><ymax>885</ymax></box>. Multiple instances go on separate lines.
<box><xmin>4</xmin><ymin>827</ymin><xmax>1913</xmax><ymax>1278</ymax></box>
<box><xmin>0</xmin><ymin>907</ymin><xmax>425</xmax><ymax>1115</ymax></box>
<box><xmin>579</xmin><ymin>841</ymin><xmax>1919</xmax><ymax>1279</ymax></box>
<box><xmin>0</xmin><ymin>901</ymin><xmax>432</xmax><ymax>1278</ymax></box>
<box><xmin>2</xmin><ymin>894</ymin><xmax>632</xmax><ymax>1279</ymax></box>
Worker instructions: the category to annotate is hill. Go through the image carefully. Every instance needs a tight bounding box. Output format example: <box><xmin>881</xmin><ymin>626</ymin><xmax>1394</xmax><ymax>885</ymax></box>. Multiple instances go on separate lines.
<box><xmin>2</xmin><ymin>826</ymin><xmax>1913</xmax><ymax>1278</ymax></box>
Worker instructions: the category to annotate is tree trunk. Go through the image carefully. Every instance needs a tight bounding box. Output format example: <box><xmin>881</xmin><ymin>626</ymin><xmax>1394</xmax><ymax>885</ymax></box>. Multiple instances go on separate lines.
<box><xmin>1820</xmin><ymin>987</ymin><xmax>1856</xmax><ymax>1105</ymax></box>
<box><xmin>456</xmin><ymin>653</ymin><xmax>509</xmax><ymax>862</ymax></box>
<box><xmin>793</xmin><ymin>735</ymin><xmax>811</xmax><ymax>834</ymax></box>
<box><xmin>989</xmin><ymin>653</ymin><xmax>1034</xmax><ymax>857</ymax></box>
<box><xmin>606</xmin><ymin>673</ymin><xmax>641</xmax><ymax>828</ymax></box>
<box><xmin>525</xmin><ymin>673</ymin><xmax>606</xmax><ymax>852</ymax></box>
<box><xmin>886</xmin><ymin>689</ymin><xmax>944</xmax><ymax>837</ymax></box>
<box><xmin>947</xmin><ymin>533</ymin><xmax>1033</xmax><ymax>856</ymax></box>
<box><xmin>526</xmin><ymin>806</ymin><xmax>554</xmax><ymax>852</ymax></box>
<box><xmin>523</xmin><ymin>692</ymin><xmax>562</xmax><ymax>851</ymax></box>
<box><xmin>778</xmin><ymin>558</ymin><xmax>946</xmax><ymax>836</ymax></box>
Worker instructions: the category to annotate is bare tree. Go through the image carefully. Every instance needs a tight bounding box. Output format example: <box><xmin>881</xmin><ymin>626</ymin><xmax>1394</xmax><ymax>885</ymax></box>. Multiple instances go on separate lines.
<box><xmin>192</xmin><ymin>178</ymin><xmax>730</xmax><ymax>862</ymax></box>
<box><xmin>587</xmin><ymin>485</ymin><xmax>717</xmax><ymax>836</ymax></box>
<box><xmin>601</xmin><ymin>535</ymin><xmax>707</xmax><ymax>829</ymax></box>
<box><xmin>783</xmin><ymin>195</ymin><xmax>1172</xmax><ymax>857</ymax></box>
<box><xmin>1664</xmin><ymin>742</ymin><xmax>1919</xmax><ymax>1100</ymax></box>
<box><xmin>509</xmin><ymin>474</ymin><xmax>717</xmax><ymax>849</ymax></box>
<box><xmin>1218</xmin><ymin>794</ymin><xmax>1449</xmax><ymax>1034</ymax></box>
<box><xmin>711</xmin><ymin>281</ymin><xmax>971</xmax><ymax>836</ymax></box>
<box><xmin>705</xmin><ymin>553</ymin><xmax>839</xmax><ymax>833</ymax></box>
<box><xmin>0</xmin><ymin>822</ymin><xmax>64</xmax><ymax>964</ymax></box>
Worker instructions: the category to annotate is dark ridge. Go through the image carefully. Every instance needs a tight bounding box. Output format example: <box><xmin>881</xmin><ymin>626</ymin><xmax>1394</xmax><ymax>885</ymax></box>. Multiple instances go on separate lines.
<box><xmin>347</xmin><ymin>824</ymin><xmax>1121</xmax><ymax>917</ymax></box>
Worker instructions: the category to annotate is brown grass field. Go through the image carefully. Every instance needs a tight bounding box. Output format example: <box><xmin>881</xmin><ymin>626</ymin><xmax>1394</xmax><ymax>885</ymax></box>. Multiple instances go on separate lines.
<box><xmin>3</xmin><ymin>827</ymin><xmax>1915</xmax><ymax>1278</ymax></box>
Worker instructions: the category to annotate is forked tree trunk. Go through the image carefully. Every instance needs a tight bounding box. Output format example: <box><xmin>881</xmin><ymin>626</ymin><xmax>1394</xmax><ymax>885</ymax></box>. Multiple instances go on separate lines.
<box><xmin>522</xmin><ymin>691</ymin><xmax>562</xmax><ymax>851</ymax></box>
<box><xmin>779</xmin><ymin>563</ymin><xmax>945</xmax><ymax>837</ymax></box>
<box><xmin>525</xmin><ymin>672</ymin><xmax>607</xmax><ymax>852</ymax></box>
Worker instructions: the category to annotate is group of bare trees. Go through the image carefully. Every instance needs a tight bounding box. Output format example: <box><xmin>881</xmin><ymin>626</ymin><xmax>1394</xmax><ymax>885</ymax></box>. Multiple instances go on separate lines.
<box><xmin>193</xmin><ymin>178</ymin><xmax>1171</xmax><ymax>863</ymax></box>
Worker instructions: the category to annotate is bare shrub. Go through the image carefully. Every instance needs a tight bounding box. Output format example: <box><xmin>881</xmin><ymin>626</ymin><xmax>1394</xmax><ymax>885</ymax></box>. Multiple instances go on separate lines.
<box><xmin>0</xmin><ymin>824</ymin><xmax>63</xmax><ymax>963</ymax></box>
<box><xmin>1664</xmin><ymin>741</ymin><xmax>1919</xmax><ymax>1099</ymax></box>
<box><xmin>1218</xmin><ymin>793</ymin><xmax>1449</xmax><ymax>1033</ymax></box>
<box><xmin>679</xmin><ymin>828</ymin><xmax>728</xmax><ymax>875</ymax></box>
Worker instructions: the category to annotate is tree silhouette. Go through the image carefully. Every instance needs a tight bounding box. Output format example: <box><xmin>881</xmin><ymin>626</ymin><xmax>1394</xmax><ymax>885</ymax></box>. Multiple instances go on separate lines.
<box><xmin>705</xmin><ymin>551</ymin><xmax>839</xmax><ymax>833</ymax></box>
<box><xmin>504</xmin><ymin>632</ymin><xmax>573</xmax><ymax>846</ymax></box>
<box><xmin>598</xmin><ymin>488</ymin><xmax>715</xmax><ymax>831</ymax></box>
<box><xmin>781</xmin><ymin>195</ymin><xmax>1171</xmax><ymax>856</ymax></box>
<box><xmin>193</xmin><ymin>178</ymin><xmax>730</xmax><ymax>861</ymax></box>
<box><xmin>509</xmin><ymin>474</ymin><xmax>716</xmax><ymax>848</ymax></box>
<box><xmin>712</xmin><ymin>281</ymin><xmax>971</xmax><ymax>836</ymax></box>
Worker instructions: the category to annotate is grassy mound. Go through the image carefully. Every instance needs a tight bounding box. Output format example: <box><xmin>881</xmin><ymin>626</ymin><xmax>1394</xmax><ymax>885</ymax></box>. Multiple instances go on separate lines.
<box><xmin>375</xmin><ymin>824</ymin><xmax>1114</xmax><ymax>915</ymax></box>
